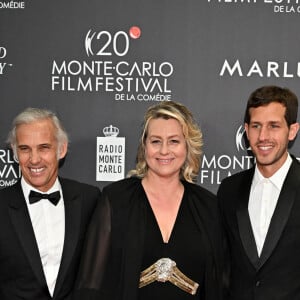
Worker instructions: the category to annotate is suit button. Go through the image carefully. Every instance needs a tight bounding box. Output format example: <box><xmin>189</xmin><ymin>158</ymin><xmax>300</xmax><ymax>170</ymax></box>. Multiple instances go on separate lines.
<box><xmin>255</xmin><ymin>281</ymin><xmax>260</xmax><ymax>287</ymax></box>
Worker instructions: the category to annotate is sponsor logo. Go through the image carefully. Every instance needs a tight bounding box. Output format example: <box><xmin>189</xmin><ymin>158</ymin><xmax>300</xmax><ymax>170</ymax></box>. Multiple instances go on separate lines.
<box><xmin>236</xmin><ymin>125</ymin><xmax>250</xmax><ymax>151</ymax></box>
<box><xmin>96</xmin><ymin>125</ymin><xmax>125</xmax><ymax>181</ymax></box>
<box><xmin>220</xmin><ymin>59</ymin><xmax>300</xmax><ymax>78</ymax></box>
<box><xmin>0</xmin><ymin>46</ymin><xmax>13</xmax><ymax>75</ymax></box>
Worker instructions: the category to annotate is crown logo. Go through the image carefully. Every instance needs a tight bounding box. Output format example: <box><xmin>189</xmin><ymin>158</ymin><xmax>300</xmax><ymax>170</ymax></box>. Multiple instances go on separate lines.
<box><xmin>103</xmin><ymin>125</ymin><xmax>119</xmax><ymax>137</ymax></box>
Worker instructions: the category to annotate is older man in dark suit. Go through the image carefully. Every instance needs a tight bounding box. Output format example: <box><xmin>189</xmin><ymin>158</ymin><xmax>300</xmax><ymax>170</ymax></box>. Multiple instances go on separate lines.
<box><xmin>218</xmin><ymin>85</ymin><xmax>300</xmax><ymax>300</ymax></box>
<box><xmin>0</xmin><ymin>107</ymin><xmax>101</xmax><ymax>300</ymax></box>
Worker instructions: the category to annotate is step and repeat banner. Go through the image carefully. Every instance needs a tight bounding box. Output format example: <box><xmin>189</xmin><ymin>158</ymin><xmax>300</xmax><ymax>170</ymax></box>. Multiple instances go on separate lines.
<box><xmin>1</xmin><ymin>0</ymin><xmax>300</xmax><ymax>194</ymax></box>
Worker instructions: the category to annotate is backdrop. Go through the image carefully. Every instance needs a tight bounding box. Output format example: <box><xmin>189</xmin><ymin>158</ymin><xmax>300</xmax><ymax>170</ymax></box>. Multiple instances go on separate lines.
<box><xmin>1</xmin><ymin>0</ymin><xmax>300</xmax><ymax>194</ymax></box>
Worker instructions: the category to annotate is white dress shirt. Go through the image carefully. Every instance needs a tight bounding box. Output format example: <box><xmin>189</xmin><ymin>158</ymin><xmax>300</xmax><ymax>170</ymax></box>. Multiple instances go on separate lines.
<box><xmin>248</xmin><ymin>154</ymin><xmax>292</xmax><ymax>256</ymax></box>
<box><xmin>21</xmin><ymin>177</ymin><xmax>65</xmax><ymax>296</ymax></box>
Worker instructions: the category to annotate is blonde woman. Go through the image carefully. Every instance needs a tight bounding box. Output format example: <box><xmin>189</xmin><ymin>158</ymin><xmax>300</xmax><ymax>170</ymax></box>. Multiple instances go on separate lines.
<box><xmin>74</xmin><ymin>101</ymin><xmax>225</xmax><ymax>300</ymax></box>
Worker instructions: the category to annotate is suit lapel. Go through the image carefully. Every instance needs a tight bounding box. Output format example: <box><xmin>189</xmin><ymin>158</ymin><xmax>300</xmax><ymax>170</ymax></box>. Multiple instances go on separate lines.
<box><xmin>53</xmin><ymin>178</ymin><xmax>81</xmax><ymax>297</ymax></box>
<box><xmin>9</xmin><ymin>182</ymin><xmax>48</xmax><ymax>289</ymax></box>
<box><xmin>258</xmin><ymin>160</ymin><xmax>300</xmax><ymax>269</ymax></box>
<box><xmin>236</xmin><ymin>169</ymin><xmax>260</xmax><ymax>269</ymax></box>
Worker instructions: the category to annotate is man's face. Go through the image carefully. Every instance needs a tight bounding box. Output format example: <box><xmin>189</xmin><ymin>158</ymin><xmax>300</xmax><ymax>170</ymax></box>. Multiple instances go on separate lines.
<box><xmin>245</xmin><ymin>102</ymin><xmax>299</xmax><ymax>177</ymax></box>
<box><xmin>15</xmin><ymin>119</ymin><xmax>67</xmax><ymax>192</ymax></box>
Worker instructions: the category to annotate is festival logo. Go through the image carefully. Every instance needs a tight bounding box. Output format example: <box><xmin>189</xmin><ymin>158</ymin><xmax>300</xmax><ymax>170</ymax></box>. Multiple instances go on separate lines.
<box><xmin>0</xmin><ymin>1</ymin><xmax>25</xmax><ymax>9</ymax></box>
<box><xmin>51</xmin><ymin>26</ymin><xmax>174</xmax><ymax>102</ymax></box>
<box><xmin>199</xmin><ymin>125</ymin><xmax>254</xmax><ymax>187</ymax></box>
<box><xmin>96</xmin><ymin>125</ymin><xmax>125</xmax><ymax>181</ymax></box>
<box><xmin>0</xmin><ymin>148</ymin><xmax>20</xmax><ymax>189</ymax></box>
<box><xmin>207</xmin><ymin>0</ymin><xmax>300</xmax><ymax>14</ymax></box>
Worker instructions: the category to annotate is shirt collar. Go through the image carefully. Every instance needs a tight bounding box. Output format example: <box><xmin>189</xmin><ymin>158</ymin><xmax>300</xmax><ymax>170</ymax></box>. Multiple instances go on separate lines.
<box><xmin>21</xmin><ymin>177</ymin><xmax>62</xmax><ymax>204</ymax></box>
<box><xmin>252</xmin><ymin>153</ymin><xmax>292</xmax><ymax>190</ymax></box>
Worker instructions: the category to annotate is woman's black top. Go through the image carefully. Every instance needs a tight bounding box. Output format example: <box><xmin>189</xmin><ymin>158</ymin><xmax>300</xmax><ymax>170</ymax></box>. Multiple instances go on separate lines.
<box><xmin>138</xmin><ymin>190</ymin><xmax>207</xmax><ymax>299</ymax></box>
<box><xmin>73</xmin><ymin>178</ymin><xmax>225</xmax><ymax>300</ymax></box>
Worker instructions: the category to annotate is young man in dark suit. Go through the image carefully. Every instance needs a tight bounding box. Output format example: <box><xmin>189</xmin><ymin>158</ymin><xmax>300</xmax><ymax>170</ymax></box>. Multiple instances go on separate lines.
<box><xmin>0</xmin><ymin>107</ymin><xmax>101</xmax><ymax>300</ymax></box>
<box><xmin>218</xmin><ymin>85</ymin><xmax>300</xmax><ymax>300</ymax></box>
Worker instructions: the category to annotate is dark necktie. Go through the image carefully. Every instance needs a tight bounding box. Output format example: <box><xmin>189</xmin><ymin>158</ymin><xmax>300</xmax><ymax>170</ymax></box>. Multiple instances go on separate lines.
<box><xmin>29</xmin><ymin>190</ymin><xmax>61</xmax><ymax>206</ymax></box>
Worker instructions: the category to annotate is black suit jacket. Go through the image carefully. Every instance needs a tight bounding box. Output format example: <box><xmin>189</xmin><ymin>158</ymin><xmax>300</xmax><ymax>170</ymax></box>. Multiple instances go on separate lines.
<box><xmin>218</xmin><ymin>158</ymin><xmax>300</xmax><ymax>300</ymax></box>
<box><xmin>0</xmin><ymin>177</ymin><xmax>101</xmax><ymax>300</ymax></box>
<box><xmin>73</xmin><ymin>177</ymin><xmax>225</xmax><ymax>300</ymax></box>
